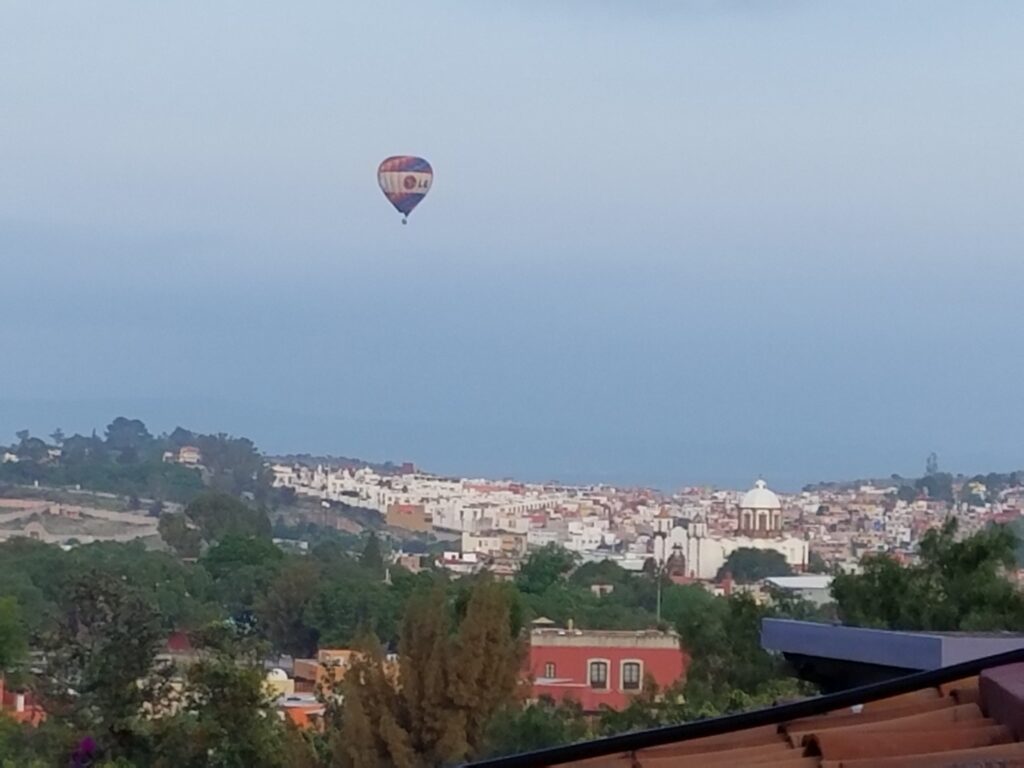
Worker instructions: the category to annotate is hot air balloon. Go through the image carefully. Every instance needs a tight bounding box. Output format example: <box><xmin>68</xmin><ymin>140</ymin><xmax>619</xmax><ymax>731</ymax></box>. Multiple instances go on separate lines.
<box><xmin>378</xmin><ymin>156</ymin><xmax>433</xmax><ymax>224</ymax></box>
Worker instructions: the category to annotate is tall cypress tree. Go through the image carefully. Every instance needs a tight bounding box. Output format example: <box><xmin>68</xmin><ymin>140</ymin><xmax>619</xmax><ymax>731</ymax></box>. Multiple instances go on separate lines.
<box><xmin>450</xmin><ymin>581</ymin><xmax>524</xmax><ymax>755</ymax></box>
<box><xmin>359</xmin><ymin>532</ymin><xmax>385</xmax><ymax>577</ymax></box>
<box><xmin>333</xmin><ymin>579</ymin><xmax>522</xmax><ymax>767</ymax></box>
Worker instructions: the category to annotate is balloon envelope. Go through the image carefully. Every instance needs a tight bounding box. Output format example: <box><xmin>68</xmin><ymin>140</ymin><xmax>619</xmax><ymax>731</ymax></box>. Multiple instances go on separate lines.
<box><xmin>378</xmin><ymin>156</ymin><xmax>433</xmax><ymax>218</ymax></box>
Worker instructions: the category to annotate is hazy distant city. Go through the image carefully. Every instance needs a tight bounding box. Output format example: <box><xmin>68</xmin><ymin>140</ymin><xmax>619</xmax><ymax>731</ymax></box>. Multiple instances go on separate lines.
<box><xmin>5</xmin><ymin>1</ymin><xmax>1024</xmax><ymax>764</ymax></box>
<box><xmin>5</xmin><ymin>420</ymin><xmax>1021</xmax><ymax>581</ymax></box>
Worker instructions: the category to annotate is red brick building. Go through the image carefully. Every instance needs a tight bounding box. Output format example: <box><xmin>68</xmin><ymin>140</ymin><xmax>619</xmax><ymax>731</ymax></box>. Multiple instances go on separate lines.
<box><xmin>527</xmin><ymin>625</ymin><xmax>689</xmax><ymax>712</ymax></box>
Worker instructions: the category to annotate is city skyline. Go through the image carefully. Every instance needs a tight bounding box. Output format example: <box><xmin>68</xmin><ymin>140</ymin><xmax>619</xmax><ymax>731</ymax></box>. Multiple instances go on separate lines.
<box><xmin>1</xmin><ymin>406</ymin><xmax>1016</xmax><ymax>493</ymax></box>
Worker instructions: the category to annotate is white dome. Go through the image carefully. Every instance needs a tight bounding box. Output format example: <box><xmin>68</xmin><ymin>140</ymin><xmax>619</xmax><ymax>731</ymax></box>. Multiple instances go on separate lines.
<box><xmin>266</xmin><ymin>668</ymin><xmax>289</xmax><ymax>682</ymax></box>
<box><xmin>739</xmin><ymin>479</ymin><xmax>781</xmax><ymax>510</ymax></box>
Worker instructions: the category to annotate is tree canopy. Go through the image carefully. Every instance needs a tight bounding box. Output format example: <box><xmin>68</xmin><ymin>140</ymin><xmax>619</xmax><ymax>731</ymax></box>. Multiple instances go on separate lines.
<box><xmin>185</xmin><ymin>492</ymin><xmax>272</xmax><ymax>543</ymax></box>
<box><xmin>715</xmin><ymin>547</ymin><xmax>793</xmax><ymax>584</ymax></box>
<box><xmin>0</xmin><ymin>418</ymin><xmax>269</xmax><ymax>504</ymax></box>
<box><xmin>515</xmin><ymin>543</ymin><xmax>578</xmax><ymax>595</ymax></box>
<box><xmin>0</xmin><ymin>596</ymin><xmax>27</xmax><ymax>672</ymax></box>
<box><xmin>832</xmin><ymin>518</ymin><xmax>1024</xmax><ymax>631</ymax></box>
<box><xmin>336</xmin><ymin>579</ymin><xmax>523</xmax><ymax>767</ymax></box>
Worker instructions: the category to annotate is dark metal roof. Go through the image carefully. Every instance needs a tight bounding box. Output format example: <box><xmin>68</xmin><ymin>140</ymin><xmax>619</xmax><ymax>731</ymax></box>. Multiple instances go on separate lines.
<box><xmin>762</xmin><ymin>618</ymin><xmax>1024</xmax><ymax>669</ymax></box>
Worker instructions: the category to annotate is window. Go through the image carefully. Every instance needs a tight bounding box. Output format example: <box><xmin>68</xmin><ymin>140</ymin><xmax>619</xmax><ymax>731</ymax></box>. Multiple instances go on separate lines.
<box><xmin>589</xmin><ymin>660</ymin><xmax>608</xmax><ymax>689</ymax></box>
<box><xmin>622</xmin><ymin>661</ymin><xmax>642</xmax><ymax>691</ymax></box>
<box><xmin>544</xmin><ymin>662</ymin><xmax>556</xmax><ymax>679</ymax></box>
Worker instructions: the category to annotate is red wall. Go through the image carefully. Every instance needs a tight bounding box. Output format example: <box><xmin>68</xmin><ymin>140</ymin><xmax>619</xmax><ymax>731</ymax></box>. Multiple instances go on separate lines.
<box><xmin>527</xmin><ymin>643</ymin><xmax>689</xmax><ymax>712</ymax></box>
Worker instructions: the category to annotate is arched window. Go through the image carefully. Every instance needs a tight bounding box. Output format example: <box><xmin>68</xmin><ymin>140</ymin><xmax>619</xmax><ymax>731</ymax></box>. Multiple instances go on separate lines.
<box><xmin>588</xmin><ymin>660</ymin><xmax>609</xmax><ymax>689</ymax></box>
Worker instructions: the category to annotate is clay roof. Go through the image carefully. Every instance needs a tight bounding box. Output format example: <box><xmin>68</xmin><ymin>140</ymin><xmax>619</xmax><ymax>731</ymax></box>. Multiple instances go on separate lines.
<box><xmin>468</xmin><ymin>650</ymin><xmax>1024</xmax><ymax>768</ymax></box>
<box><xmin>547</xmin><ymin>676</ymin><xmax>1024</xmax><ymax>768</ymax></box>
<box><xmin>545</xmin><ymin>680</ymin><xmax>1013</xmax><ymax>768</ymax></box>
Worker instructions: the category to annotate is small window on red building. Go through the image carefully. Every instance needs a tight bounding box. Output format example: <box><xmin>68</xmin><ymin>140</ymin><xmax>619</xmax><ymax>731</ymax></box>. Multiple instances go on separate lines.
<box><xmin>544</xmin><ymin>662</ymin><xmax>556</xmax><ymax>678</ymax></box>
<box><xmin>589</xmin><ymin>661</ymin><xmax>608</xmax><ymax>689</ymax></box>
<box><xmin>622</xmin><ymin>661</ymin><xmax>641</xmax><ymax>691</ymax></box>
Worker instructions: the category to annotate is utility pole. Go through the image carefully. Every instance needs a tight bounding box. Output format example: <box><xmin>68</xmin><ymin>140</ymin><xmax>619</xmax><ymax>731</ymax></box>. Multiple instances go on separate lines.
<box><xmin>656</xmin><ymin>558</ymin><xmax>663</xmax><ymax>623</ymax></box>
<box><xmin>653</xmin><ymin>513</ymin><xmax>673</xmax><ymax>624</ymax></box>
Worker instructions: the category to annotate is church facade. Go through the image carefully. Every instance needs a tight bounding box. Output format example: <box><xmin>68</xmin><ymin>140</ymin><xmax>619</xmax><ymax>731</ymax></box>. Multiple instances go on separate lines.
<box><xmin>653</xmin><ymin>480</ymin><xmax>809</xmax><ymax>581</ymax></box>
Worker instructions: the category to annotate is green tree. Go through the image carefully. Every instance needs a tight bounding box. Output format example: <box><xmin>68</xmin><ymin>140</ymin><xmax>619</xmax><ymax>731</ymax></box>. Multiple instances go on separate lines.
<box><xmin>516</xmin><ymin>544</ymin><xmax>578</xmax><ymax>595</ymax></box>
<box><xmin>256</xmin><ymin>559</ymin><xmax>321</xmax><ymax>657</ymax></box>
<box><xmin>202</xmin><ymin>536</ymin><xmax>284</xmax><ymax>580</ymax></box>
<box><xmin>185</xmin><ymin>492</ymin><xmax>271</xmax><ymax>543</ymax></box>
<box><xmin>896</xmin><ymin>485</ymin><xmax>918</xmax><ymax>503</ymax></box>
<box><xmin>105</xmin><ymin>417</ymin><xmax>154</xmax><ymax>453</ymax></box>
<box><xmin>716</xmin><ymin>547</ymin><xmax>793</xmax><ymax>584</ymax></box>
<box><xmin>193</xmin><ymin>433</ymin><xmax>268</xmax><ymax>498</ymax></box>
<box><xmin>334</xmin><ymin>641</ymin><xmax>416</xmax><ymax>768</ymax></box>
<box><xmin>336</xmin><ymin>579</ymin><xmax>522</xmax><ymax>767</ymax></box>
<box><xmin>147</xmin><ymin>623</ymin><xmax>312</xmax><ymax>768</ymax></box>
<box><xmin>16</xmin><ymin>436</ymin><xmax>49</xmax><ymax>462</ymax></box>
<box><xmin>0</xmin><ymin>716</ymin><xmax>71</xmax><ymax>767</ymax></box>
<box><xmin>596</xmin><ymin>678</ymin><xmax>688</xmax><ymax>734</ymax></box>
<box><xmin>0</xmin><ymin>596</ymin><xmax>27</xmax><ymax>671</ymax></box>
<box><xmin>448</xmin><ymin>579</ymin><xmax>523</xmax><ymax>756</ymax></box>
<box><xmin>482</xmin><ymin>698</ymin><xmax>590</xmax><ymax>758</ymax></box>
<box><xmin>568</xmin><ymin>559</ymin><xmax>631</xmax><ymax>588</ymax></box>
<box><xmin>833</xmin><ymin>518</ymin><xmax>1024</xmax><ymax>631</ymax></box>
<box><xmin>159</xmin><ymin>513</ymin><xmax>203</xmax><ymax>558</ymax></box>
<box><xmin>35</xmin><ymin>571</ymin><xmax>168</xmax><ymax>761</ymax></box>
<box><xmin>202</xmin><ymin>536</ymin><xmax>284</xmax><ymax>616</ymax></box>
<box><xmin>307</xmin><ymin>581</ymin><xmax>401</xmax><ymax>650</ymax></box>
<box><xmin>60</xmin><ymin>433</ymin><xmax>106</xmax><ymax>465</ymax></box>
<box><xmin>676</xmin><ymin>593</ymin><xmax>808</xmax><ymax>715</ymax></box>
<box><xmin>359</xmin><ymin>532</ymin><xmax>385</xmax><ymax>577</ymax></box>
<box><xmin>915</xmin><ymin>472</ymin><xmax>954</xmax><ymax>503</ymax></box>
<box><xmin>154</xmin><ymin>655</ymin><xmax>286</xmax><ymax>767</ymax></box>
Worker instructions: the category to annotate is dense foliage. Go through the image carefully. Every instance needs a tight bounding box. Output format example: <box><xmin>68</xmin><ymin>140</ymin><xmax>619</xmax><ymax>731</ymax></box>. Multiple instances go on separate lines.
<box><xmin>716</xmin><ymin>547</ymin><xmax>793</xmax><ymax>584</ymax></box>
<box><xmin>335</xmin><ymin>580</ymin><xmax>522</xmax><ymax>767</ymax></box>
<box><xmin>1</xmin><ymin>419</ymin><xmax>268</xmax><ymax>504</ymax></box>
<box><xmin>833</xmin><ymin>518</ymin><xmax>1024</xmax><ymax>631</ymax></box>
<box><xmin>3</xmin><ymin>428</ymin><xmax>1023</xmax><ymax>765</ymax></box>
<box><xmin>0</xmin><ymin>523</ymin><xmax>822</xmax><ymax>766</ymax></box>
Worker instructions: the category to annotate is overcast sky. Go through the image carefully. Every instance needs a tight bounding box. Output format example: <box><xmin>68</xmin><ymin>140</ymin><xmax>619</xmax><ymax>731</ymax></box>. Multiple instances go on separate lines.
<box><xmin>2</xmin><ymin>1</ymin><xmax>1023</xmax><ymax>489</ymax></box>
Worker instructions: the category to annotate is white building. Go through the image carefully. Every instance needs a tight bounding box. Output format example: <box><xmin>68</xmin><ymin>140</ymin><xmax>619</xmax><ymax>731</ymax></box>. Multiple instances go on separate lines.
<box><xmin>653</xmin><ymin>480</ymin><xmax>809</xmax><ymax>581</ymax></box>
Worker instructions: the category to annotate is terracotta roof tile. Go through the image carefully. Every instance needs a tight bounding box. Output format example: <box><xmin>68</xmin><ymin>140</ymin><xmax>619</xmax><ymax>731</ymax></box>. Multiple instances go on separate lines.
<box><xmin>551</xmin><ymin>663</ymin><xmax>1024</xmax><ymax>768</ymax></box>
<box><xmin>820</xmin><ymin>741</ymin><xmax>1024</xmax><ymax>768</ymax></box>
<box><xmin>639</xmin><ymin>726</ymin><xmax>782</xmax><ymax>757</ymax></box>
<box><xmin>785</xmin><ymin>694</ymin><xmax>955</xmax><ymax>733</ymax></box>
<box><xmin>950</xmin><ymin>685</ymin><xmax>981</xmax><ymax>706</ymax></box>
<box><xmin>850</xmin><ymin>686</ymin><xmax>940</xmax><ymax>712</ymax></box>
<box><xmin>639</xmin><ymin>741</ymin><xmax>793</xmax><ymax>766</ymax></box>
<box><xmin>808</xmin><ymin>723</ymin><xmax>1013</xmax><ymax>760</ymax></box>
<box><xmin>754</xmin><ymin>759</ymin><xmax>821</xmax><ymax>768</ymax></box>
<box><xmin>786</xmin><ymin>702</ymin><xmax>982</xmax><ymax>747</ymax></box>
<box><xmin>939</xmin><ymin>676</ymin><xmax>979</xmax><ymax>697</ymax></box>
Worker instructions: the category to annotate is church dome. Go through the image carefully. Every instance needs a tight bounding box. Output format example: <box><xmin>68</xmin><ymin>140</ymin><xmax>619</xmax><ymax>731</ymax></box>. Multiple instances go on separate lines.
<box><xmin>739</xmin><ymin>479</ymin><xmax>781</xmax><ymax>510</ymax></box>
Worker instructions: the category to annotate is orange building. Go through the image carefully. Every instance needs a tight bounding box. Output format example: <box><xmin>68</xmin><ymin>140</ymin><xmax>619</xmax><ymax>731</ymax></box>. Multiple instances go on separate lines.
<box><xmin>386</xmin><ymin>503</ymin><xmax>431</xmax><ymax>532</ymax></box>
